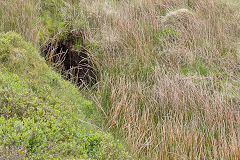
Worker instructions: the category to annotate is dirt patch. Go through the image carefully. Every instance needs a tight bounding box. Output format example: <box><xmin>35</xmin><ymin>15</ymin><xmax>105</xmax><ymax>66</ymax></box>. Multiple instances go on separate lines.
<box><xmin>41</xmin><ymin>30</ymin><xmax>97</xmax><ymax>86</ymax></box>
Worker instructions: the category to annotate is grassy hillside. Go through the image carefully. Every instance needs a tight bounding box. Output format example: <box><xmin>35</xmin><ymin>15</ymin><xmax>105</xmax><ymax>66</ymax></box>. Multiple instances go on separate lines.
<box><xmin>0</xmin><ymin>32</ymin><xmax>128</xmax><ymax>159</ymax></box>
<box><xmin>0</xmin><ymin>0</ymin><xmax>240</xmax><ymax>159</ymax></box>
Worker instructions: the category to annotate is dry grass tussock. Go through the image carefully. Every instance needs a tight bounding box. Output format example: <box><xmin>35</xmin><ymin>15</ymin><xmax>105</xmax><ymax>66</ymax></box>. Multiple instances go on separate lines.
<box><xmin>0</xmin><ymin>0</ymin><xmax>239</xmax><ymax>159</ymax></box>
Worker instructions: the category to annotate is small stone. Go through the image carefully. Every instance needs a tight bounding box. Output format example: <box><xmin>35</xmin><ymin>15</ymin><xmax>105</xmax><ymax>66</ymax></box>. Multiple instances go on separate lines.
<box><xmin>15</xmin><ymin>52</ymin><xmax>23</xmax><ymax>59</ymax></box>
<box><xmin>237</xmin><ymin>65</ymin><xmax>240</xmax><ymax>71</ymax></box>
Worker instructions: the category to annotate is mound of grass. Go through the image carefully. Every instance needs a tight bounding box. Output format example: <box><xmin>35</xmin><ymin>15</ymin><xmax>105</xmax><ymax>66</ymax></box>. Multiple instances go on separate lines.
<box><xmin>161</xmin><ymin>8</ymin><xmax>198</xmax><ymax>30</ymax></box>
<box><xmin>0</xmin><ymin>32</ymin><xmax>129</xmax><ymax>159</ymax></box>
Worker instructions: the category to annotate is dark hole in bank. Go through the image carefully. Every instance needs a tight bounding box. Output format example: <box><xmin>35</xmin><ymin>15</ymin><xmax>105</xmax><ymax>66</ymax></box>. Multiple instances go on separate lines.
<box><xmin>41</xmin><ymin>30</ymin><xmax>97</xmax><ymax>86</ymax></box>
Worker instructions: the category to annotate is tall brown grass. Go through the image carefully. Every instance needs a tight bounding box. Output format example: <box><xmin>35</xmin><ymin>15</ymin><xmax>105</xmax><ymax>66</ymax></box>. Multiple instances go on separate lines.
<box><xmin>82</xmin><ymin>0</ymin><xmax>240</xmax><ymax>159</ymax></box>
<box><xmin>1</xmin><ymin>0</ymin><xmax>239</xmax><ymax>159</ymax></box>
<box><xmin>0</xmin><ymin>0</ymin><xmax>41</xmax><ymax>44</ymax></box>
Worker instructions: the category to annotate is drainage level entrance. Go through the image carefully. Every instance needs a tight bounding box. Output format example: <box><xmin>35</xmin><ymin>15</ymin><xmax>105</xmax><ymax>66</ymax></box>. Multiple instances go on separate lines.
<box><xmin>42</xmin><ymin>30</ymin><xmax>97</xmax><ymax>86</ymax></box>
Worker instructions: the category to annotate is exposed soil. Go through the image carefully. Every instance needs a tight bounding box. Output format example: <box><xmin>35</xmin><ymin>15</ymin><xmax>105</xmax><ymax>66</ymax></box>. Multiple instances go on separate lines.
<box><xmin>41</xmin><ymin>30</ymin><xmax>97</xmax><ymax>86</ymax></box>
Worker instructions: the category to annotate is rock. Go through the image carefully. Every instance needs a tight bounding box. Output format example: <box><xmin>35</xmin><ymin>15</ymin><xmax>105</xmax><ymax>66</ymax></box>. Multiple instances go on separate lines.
<box><xmin>237</xmin><ymin>65</ymin><xmax>240</xmax><ymax>71</ymax></box>
<box><xmin>15</xmin><ymin>52</ymin><xmax>23</xmax><ymax>59</ymax></box>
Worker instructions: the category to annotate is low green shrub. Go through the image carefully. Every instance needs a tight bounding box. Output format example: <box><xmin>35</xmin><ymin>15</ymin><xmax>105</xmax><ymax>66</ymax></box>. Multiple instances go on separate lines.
<box><xmin>0</xmin><ymin>32</ymin><xmax>129</xmax><ymax>159</ymax></box>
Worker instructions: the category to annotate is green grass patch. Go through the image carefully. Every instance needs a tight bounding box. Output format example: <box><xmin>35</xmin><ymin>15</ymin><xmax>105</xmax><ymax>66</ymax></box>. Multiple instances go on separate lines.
<box><xmin>180</xmin><ymin>60</ymin><xmax>209</xmax><ymax>76</ymax></box>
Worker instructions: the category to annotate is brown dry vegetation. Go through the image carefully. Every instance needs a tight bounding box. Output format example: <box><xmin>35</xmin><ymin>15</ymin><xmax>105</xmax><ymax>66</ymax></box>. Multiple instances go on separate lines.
<box><xmin>84</xmin><ymin>0</ymin><xmax>240</xmax><ymax>159</ymax></box>
<box><xmin>1</xmin><ymin>0</ymin><xmax>240</xmax><ymax>159</ymax></box>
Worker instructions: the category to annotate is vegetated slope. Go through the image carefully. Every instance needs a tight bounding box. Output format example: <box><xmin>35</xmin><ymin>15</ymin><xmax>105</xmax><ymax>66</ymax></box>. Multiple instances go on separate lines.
<box><xmin>0</xmin><ymin>32</ymin><xmax>128</xmax><ymax>159</ymax></box>
<box><xmin>0</xmin><ymin>0</ymin><xmax>240</xmax><ymax>159</ymax></box>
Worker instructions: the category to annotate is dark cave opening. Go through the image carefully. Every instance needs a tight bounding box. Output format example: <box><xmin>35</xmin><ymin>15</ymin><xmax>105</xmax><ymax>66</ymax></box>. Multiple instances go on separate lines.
<box><xmin>41</xmin><ymin>30</ymin><xmax>97</xmax><ymax>86</ymax></box>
